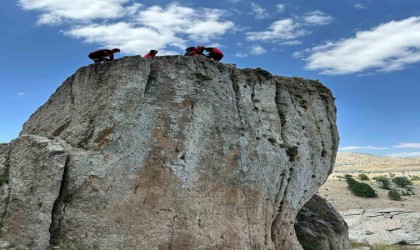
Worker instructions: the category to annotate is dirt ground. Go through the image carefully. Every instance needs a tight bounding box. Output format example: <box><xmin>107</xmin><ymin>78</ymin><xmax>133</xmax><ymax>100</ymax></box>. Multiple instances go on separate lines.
<box><xmin>318</xmin><ymin>171</ymin><xmax>420</xmax><ymax>212</ymax></box>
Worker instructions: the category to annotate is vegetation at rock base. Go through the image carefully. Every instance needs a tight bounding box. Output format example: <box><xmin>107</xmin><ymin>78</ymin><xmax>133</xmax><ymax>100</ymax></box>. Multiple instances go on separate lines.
<box><xmin>349</xmin><ymin>239</ymin><xmax>370</xmax><ymax>248</ymax></box>
<box><xmin>0</xmin><ymin>175</ymin><xmax>8</xmax><ymax>185</ymax></box>
<box><xmin>392</xmin><ymin>176</ymin><xmax>412</xmax><ymax>188</ymax></box>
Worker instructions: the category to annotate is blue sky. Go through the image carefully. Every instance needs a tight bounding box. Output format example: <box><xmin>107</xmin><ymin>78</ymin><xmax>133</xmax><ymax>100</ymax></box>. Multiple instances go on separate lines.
<box><xmin>1</xmin><ymin>0</ymin><xmax>420</xmax><ymax>157</ymax></box>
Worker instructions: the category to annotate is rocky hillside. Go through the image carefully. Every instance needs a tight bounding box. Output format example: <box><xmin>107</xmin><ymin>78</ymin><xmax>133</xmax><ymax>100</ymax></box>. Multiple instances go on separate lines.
<box><xmin>335</xmin><ymin>152</ymin><xmax>420</xmax><ymax>172</ymax></box>
<box><xmin>0</xmin><ymin>56</ymin><xmax>346</xmax><ymax>249</ymax></box>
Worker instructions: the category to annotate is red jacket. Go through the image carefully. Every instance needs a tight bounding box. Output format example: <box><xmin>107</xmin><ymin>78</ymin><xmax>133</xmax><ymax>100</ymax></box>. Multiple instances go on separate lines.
<box><xmin>207</xmin><ymin>48</ymin><xmax>223</xmax><ymax>56</ymax></box>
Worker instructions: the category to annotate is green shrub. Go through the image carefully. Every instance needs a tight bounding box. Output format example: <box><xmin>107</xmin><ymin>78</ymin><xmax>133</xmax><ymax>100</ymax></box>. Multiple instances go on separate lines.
<box><xmin>388</xmin><ymin>189</ymin><xmax>401</xmax><ymax>200</ymax></box>
<box><xmin>372</xmin><ymin>175</ymin><xmax>389</xmax><ymax>182</ymax></box>
<box><xmin>350</xmin><ymin>182</ymin><xmax>377</xmax><ymax>197</ymax></box>
<box><xmin>358</xmin><ymin>173</ymin><xmax>370</xmax><ymax>181</ymax></box>
<box><xmin>411</xmin><ymin>175</ymin><xmax>420</xmax><ymax>181</ymax></box>
<box><xmin>392</xmin><ymin>176</ymin><xmax>412</xmax><ymax>188</ymax></box>
<box><xmin>345</xmin><ymin>176</ymin><xmax>358</xmax><ymax>188</ymax></box>
<box><xmin>349</xmin><ymin>239</ymin><xmax>370</xmax><ymax>248</ymax></box>
<box><xmin>404</xmin><ymin>187</ymin><xmax>416</xmax><ymax>195</ymax></box>
<box><xmin>372</xmin><ymin>175</ymin><xmax>391</xmax><ymax>190</ymax></box>
<box><xmin>0</xmin><ymin>175</ymin><xmax>8</xmax><ymax>185</ymax></box>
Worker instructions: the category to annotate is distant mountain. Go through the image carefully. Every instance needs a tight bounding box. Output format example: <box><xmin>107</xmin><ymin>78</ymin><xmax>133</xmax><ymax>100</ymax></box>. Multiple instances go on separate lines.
<box><xmin>334</xmin><ymin>152</ymin><xmax>420</xmax><ymax>172</ymax></box>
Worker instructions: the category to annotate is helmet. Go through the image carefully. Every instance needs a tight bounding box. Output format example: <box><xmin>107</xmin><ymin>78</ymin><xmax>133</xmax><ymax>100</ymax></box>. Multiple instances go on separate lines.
<box><xmin>112</xmin><ymin>48</ymin><xmax>121</xmax><ymax>53</ymax></box>
<box><xmin>150</xmin><ymin>50</ymin><xmax>158</xmax><ymax>54</ymax></box>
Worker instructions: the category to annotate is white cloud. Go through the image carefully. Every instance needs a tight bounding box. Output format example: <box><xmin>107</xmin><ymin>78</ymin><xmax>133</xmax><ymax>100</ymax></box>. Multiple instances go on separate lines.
<box><xmin>66</xmin><ymin>23</ymin><xmax>174</xmax><ymax>54</ymax></box>
<box><xmin>296</xmin><ymin>17</ymin><xmax>420</xmax><ymax>75</ymax></box>
<box><xmin>246</xmin><ymin>18</ymin><xmax>309</xmax><ymax>42</ymax></box>
<box><xmin>393</xmin><ymin>142</ymin><xmax>420</xmax><ymax>148</ymax></box>
<box><xmin>17</xmin><ymin>92</ymin><xmax>28</xmax><ymax>96</ymax></box>
<box><xmin>276</xmin><ymin>4</ymin><xmax>285</xmax><ymax>13</ymax></box>
<box><xmin>339</xmin><ymin>146</ymin><xmax>389</xmax><ymax>151</ymax></box>
<box><xmin>387</xmin><ymin>152</ymin><xmax>420</xmax><ymax>158</ymax></box>
<box><xmin>302</xmin><ymin>11</ymin><xmax>333</xmax><ymax>26</ymax></box>
<box><xmin>281</xmin><ymin>40</ymin><xmax>303</xmax><ymax>46</ymax></box>
<box><xmin>21</xmin><ymin>1</ymin><xmax>234</xmax><ymax>55</ymax></box>
<box><xmin>245</xmin><ymin>10</ymin><xmax>331</xmax><ymax>43</ymax></box>
<box><xmin>234</xmin><ymin>53</ymin><xmax>248</xmax><ymax>58</ymax></box>
<box><xmin>250</xmin><ymin>3</ymin><xmax>270</xmax><ymax>19</ymax></box>
<box><xmin>354</xmin><ymin>3</ymin><xmax>369</xmax><ymax>10</ymax></box>
<box><xmin>18</xmin><ymin>0</ymin><xmax>131</xmax><ymax>25</ymax></box>
<box><xmin>250</xmin><ymin>45</ymin><xmax>267</xmax><ymax>55</ymax></box>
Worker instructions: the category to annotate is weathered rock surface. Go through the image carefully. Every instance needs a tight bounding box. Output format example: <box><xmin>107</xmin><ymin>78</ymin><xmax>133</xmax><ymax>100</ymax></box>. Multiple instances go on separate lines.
<box><xmin>342</xmin><ymin>208</ymin><xmax>420</xmax><ymax>246</ymax></box>
<box><xmin>0</xmin><ymin>144</ymin><xmax>7</xmax><ymax>176</ymax></box>
<box><xmin>0</xmin><ymin>56</ymin><xmax>343</xmax><ymax>249</ymax></box>
<box><xmin>0</xmin><ymin>143</ymin><xmax>9</xmax><ymax>226</ymax></box>
<box><xmin>1</xmin><ymin>135</ymin><xmax>68</xmax><ymax>249</ymax></box>
<box><xmin>295</xmin><ymin>194</ymin><xmax>350</xmax><ymax>250</ymax></box>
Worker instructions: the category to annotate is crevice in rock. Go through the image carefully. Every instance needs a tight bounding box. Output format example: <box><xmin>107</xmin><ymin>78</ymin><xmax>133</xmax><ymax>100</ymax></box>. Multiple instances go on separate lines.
<box><xmin>49</xmin><ymin>155</ymin><xmax>71</xmax><ymax>247</ymax></box>
<box><xmin>386</xmin><ymin>227</ymin><xmax>402</xmax><ymax>232</ymax></box>
<box><xmin>274</xmin><ymin>81</ymin><xmax>288</xmax><ymax>143</ymax></box>
<box><xmin>145</xmin><ymin>66</ymin><xmax>158</xmax><ymax>95</ymax></box>
<box><xmin>250</xmin><ymin>81</ymin><xmax>258</xmax><ymax>111</ymax></box>
<box><xmin>69</xmin><ymin>80</ymin><xmax>75</xmax><ymax>105</ymax></box>
<box><xmin>228</xmin><ymin>68</ymin><xmax>253</xmax><ymax>248</ymax></box>
<box><xmin>271</xmin><ymin>159</ymin><xmax>294</xmax><ymax>248</ymax></box>
<box><xmin>229</xmin><ymin>69</ymin><xmax>242</xmax><ymax>117</ymax></box>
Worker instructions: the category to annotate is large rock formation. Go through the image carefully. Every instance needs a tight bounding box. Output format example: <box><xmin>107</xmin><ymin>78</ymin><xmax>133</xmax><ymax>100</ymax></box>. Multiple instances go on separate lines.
<box><xmin>0</xmin><ymin>56</ymin><xmax>345</xmax><ymax>249</ymax></box>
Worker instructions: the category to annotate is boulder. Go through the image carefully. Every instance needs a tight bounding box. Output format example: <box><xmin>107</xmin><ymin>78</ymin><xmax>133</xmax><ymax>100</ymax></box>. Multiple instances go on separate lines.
<box><xmin>1</xmin><ymin>56</ymin><xmax>342</xmax><ymax>249</ymax></box>
<box><xmin>295</xmin><ymin>194</ymin><xmax>350</xmax><ymax>250</ymax></box>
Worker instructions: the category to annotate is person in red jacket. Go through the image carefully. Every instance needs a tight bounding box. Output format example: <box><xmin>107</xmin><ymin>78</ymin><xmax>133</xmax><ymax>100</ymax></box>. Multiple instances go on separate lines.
<box><xmin>184</xmin><ymin>46</ymin><xmax>205</xmax><ymax>56</ymax></box>
<box><xmin>88</xmin><ymin>48</ymin><xmax>120</xmax><ymax>64</ymax></box>
<box><xmin>144</xmin><ymin>50</ymin><xmax>158</xmax><ymax>58</ymax></box>
<box><xmin>204</xmin><ymin>47</ymin><xmax>223</xmax><ymax>62</ymax></box>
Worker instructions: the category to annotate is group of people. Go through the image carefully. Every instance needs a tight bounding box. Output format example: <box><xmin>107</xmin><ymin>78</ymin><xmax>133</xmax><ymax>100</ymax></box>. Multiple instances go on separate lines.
<box><xmin>184</xmin><ymin>46</ymin><xmax>224</xmax><ymax>62</ymax></box>
<box><xmin>88</xmin><ymin>46</ymin><xmax>223</xmax><ymax>64</ymax></box>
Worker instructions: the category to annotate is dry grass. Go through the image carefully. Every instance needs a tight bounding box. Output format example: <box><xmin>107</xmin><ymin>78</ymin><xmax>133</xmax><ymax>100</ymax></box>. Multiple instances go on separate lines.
<box><xmin>319</xmin><ymin>176</ymin><xmax>420</xmax><ymax>212</ymax></box>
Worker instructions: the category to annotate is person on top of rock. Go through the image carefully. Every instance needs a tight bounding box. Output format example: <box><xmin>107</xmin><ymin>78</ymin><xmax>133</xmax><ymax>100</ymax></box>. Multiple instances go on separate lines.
<box><xmin>88</xmin><ymin>48</ymin><xmax>120</xmax><ymax>64</ymax></box>
<box><xmin>184</xmin><ymin>46</ymin><xmax>205</xmax><ymax>56</ymax></box>
<box><xmin>204</xmin><ymin>47</ymin><xmax>224</xmax><ymax>62</ymax></box>
<box><xmin>144</xmin><ymin>50</ymin><xmax>158</xmax><ymax>59</ymax></box>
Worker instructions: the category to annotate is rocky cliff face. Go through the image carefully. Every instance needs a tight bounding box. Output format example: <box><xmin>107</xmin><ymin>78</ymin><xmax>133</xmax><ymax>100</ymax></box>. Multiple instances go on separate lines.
<box><xmin>0</xmin><ymin>56</ymin><xmax>345</xmax><ymax>249</ymax></box>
